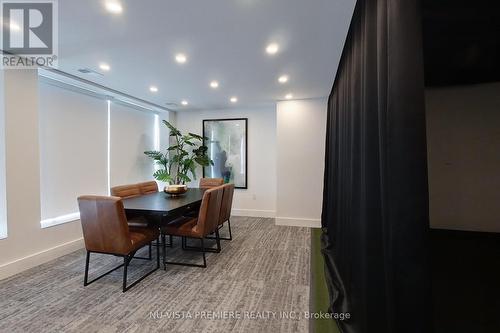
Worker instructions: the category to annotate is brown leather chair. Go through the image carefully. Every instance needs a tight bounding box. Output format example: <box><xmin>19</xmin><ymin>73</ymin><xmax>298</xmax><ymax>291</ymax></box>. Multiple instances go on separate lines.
<box><xmin>138</xmin><ymin>181</ymin><xmax>159</xmax><ymax>195</ymax></box>
<box><xmin>78</xmin><ymin>196</ymin><xmax>160</xmax><ymax>292</ymax></box>
<box><xmin>162</xmin><ymin>187</ymin><xmax>223</xmax><ymax>268</ymax></box>
<box><xmin>199</xmin><ymin>177</ymin><xmax>224</xmax><ymax>189</ymax></box>
<box><xmin>110</xmin><ymin>184</ymin><xmax>141</xmax><ymax>199</ymax></box>
<box><xmin>111</xmin><ymin>183</ymin><xmax>151</xmax><ymax>228</ymax></box>
<box><xmin>218</xmin><ymin>183</ymin><xmax>235</xmax><ymax>240</ymax></box>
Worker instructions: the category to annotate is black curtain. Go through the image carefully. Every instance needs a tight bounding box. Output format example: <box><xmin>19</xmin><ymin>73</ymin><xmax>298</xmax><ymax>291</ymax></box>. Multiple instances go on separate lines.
<box><xmin>321</xmin><ymin>0</ymin><xmax>431</xmax><ymax>332</ymax></box>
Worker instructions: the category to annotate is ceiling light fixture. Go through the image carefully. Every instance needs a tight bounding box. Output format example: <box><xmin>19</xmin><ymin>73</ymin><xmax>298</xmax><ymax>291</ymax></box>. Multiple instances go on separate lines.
<box><xmin>278</xmin><ymin>75</ymin><xmax>289</xmax><ymax>84</ymax></box>
<box><xmin>105</xmin><ymin>1</ymin><xmax>123</xmax><ymax>14</ymax></box>
<box><xmin>150</xmin><ymin>86</ymin><xmax>158</xmax><ymax>93</ymax></box>
<box><xmin>266</xmin><ymin>43</ymin><xmax>279</xmax><ymax>55</ymax></box>
<box><xmin>210</xmin><ymin>81</ymin><xmax>219</xmax><ymax>89</ymax></box>
<box><xmin>99</xmin><ymin>63</ymin><xmax>110</xmax><ymax>71</ymax></box>
<box><xmin>181</xmin><ymin>100</ymin><xmax>188</xmax><ymax>106</ymax></box>
<box><xmin>175</xmin><ymin>53</ymin><xmax>187</xmax><ymax>64</ymax></box>
<box><xmin>230</xmin><ymin>97</ymin><xmax>238</xmax><ymax>103</ymax></box>
<box><xmin>285</xmin><ymin>93</ymin><xmax>293</xmax><ymax>100</ymax></box>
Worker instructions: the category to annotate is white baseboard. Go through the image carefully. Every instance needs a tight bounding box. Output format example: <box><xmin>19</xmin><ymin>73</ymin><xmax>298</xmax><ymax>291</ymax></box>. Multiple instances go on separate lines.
<box><xmin>275</xmin><ymin>216</ymin><xmax>321</xmax><ymax>228</ymax></box>
<box><xmin>0</xmin><ymin>238</ymin><xmax>84</xmax><ymax>281</ymax></box>
<box><xmin>232</xmin><ymin>209</ymin><xmax>276</xmax><ymax>218</ymax></box>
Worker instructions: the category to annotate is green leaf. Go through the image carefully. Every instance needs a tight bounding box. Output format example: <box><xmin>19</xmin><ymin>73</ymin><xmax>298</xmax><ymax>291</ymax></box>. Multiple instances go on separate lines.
<box><xmin>188</xmin><ymin>132</ymin><xmax>204</xmax><ymax>141</ymax></box>
<box><xmin>153</xmin><ymin>169</ymin><xmax>173</xmax><ymax>183</ymax></box>
<box><xmin>163</xmin><ymin>120</ymin><xmax>181</xmax><ymax>136</ymax></box>
<box><xmin>144</xmin><ymin>150</ymin><xmax>164</xmax><ymax>161</ymax></box>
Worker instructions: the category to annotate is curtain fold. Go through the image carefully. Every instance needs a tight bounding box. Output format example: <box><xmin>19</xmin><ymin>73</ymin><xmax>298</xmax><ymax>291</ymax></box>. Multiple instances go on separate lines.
<box><xmin>321</xmin><ymin>0</ymin><xmax>431</xmax><ymax>332</ymax></box>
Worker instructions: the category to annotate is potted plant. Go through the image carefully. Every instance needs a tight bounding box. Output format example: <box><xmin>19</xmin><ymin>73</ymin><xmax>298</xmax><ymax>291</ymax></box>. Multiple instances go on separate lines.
<box><xmin>144</xmin><ymin>120</ymin><xmax>213</xmax><ymax>192</ymax></box>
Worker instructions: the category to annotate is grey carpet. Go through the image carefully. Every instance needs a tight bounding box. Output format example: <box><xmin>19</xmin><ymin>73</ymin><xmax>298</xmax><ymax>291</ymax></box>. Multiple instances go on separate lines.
<box><xmin>0</xmin><ymin>217</ymin><xmax>311</xmax><ymax>333</ymax></box>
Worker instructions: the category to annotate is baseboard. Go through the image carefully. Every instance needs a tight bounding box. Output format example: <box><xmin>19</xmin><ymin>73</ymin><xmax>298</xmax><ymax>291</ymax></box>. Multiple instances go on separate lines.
<box><xmin>0</xmin><ymin>238</ymin><xmax>84</xmax><ymax>281</ymax></box>
<box><xmin>275</xmin><ymin>216</ymin><xmax>321</xmax><ymax>228</ymax></box>
<box><xmin>232</xmin><ymin>209</ymin><xmax>276</xmax><ymax>218</ymax></box>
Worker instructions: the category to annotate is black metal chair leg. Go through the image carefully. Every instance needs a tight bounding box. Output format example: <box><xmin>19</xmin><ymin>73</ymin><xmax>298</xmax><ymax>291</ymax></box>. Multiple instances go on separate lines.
<box><xmin>162</xmin><ymin>234</ymin><xmax>167</xmax><ymax>270</ymax></box>
<box><xmin>122</xmin><ymin>247</ymin><xmax>160</xmax><ymax>292</ymax></box>
<box><xmin>215</xmin><ymin>229</ymin><xmax>221</xmax><ymax>253</ymax></box>
<box><xmin>83</xmin><ymin>251</ymin><xmax>124</xmax><ymax>287</ymax></box>
<box><xmin>201</xmin><ymin>238</ymin><xmax>207</xmax><ymax>268</ymax></box>
<box><xmin>84</xmin><ymin>251</ymin><xmax>90</xmax><ymax>285</ymax></box>
<box><xmin>148</xmin><ymin>243</ymin><xmax>152</xmax><ymax>259</ymax></box>
<box><xmin>227</xmin><ymin>219</ymin><xmax>233</xmax><ymax>241</ymax></box>
<box><xmin>163</xmin><ymin>237</ymin><xmax>207</xmax><ymax>268</ymax></box>
<box><xmin>207</xmin><ymin>219</ymin><xmax>233</xmax><ymax>241</ymax></box>
<box><xmin>183</xmin><ymin>235</ymin><xmax>220</xmax><ymax>253</ymax></box>
<box><xmin>122</xmin><ymin>256</ymin><xmax>129</xmax><ymax>292</ymax></box>
<box><xmin>156</xmin><ymin>237</ymin><xmax>160</xmax><ymax>269</ymax></box>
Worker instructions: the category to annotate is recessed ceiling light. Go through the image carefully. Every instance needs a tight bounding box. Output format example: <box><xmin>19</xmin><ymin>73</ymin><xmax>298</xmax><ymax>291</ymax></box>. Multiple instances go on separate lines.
<box><xmin>266</xmin><ymin>43</ymin><xmax>279</xmax><ymax>55</ymax></box>
<box><xmin>230</xmin><ymin>97</ymin><xmax>238</xmax><ymax>103</ymax></box>
<box><xmin>278</xmin><ymin>75</ymin><xmax>289</xmax><ymax>84</ymax></box>
<box><xmin>285</xmin><ymin>93</ymin><xmax>293</xmax><ymax>100</ymax></box>
<box><xmin>175</xmin><ymin>53</ymin><xmax>187</xmax><ymax>64</ymax></box>
<box><xmin>150</xmin><ymin>86</ymin><xmax>158</xmax><ymax>93</ymax></box>
<box><xmin>210</xmin><ymin>81</ymin><xmax>219</xmax><ymax>89</ymax></box>
<box><xmin>181</xmin><ymin>100</ymin><xmax>188</xmax><ymax>106</ymax></box>
<box><xmin>99</xmin><ymin>63</ymin><xmax>110</xmax><ymax>71</ymax></box>
<box><xmin>105</xmin><ymin>1</ymin><xmax>123</xmax><ymax>14</ymax></box>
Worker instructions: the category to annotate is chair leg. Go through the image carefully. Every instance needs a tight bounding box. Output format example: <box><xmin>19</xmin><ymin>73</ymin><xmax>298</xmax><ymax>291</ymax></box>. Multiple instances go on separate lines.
<box><xmin>201</xmin><ymin>238</ymin><xmax>207</xmax><ymax>268</ymax></box>
<box><xmin>84</xmin><ymin>251</ymin><xmax>90</xmax><ymax>286</ymax></box>
<box><xmin>207</xmin><ymin>219</ymin><xmax>233</xmax><ymax>241</ymax></box>
<box><xmin>215</xmin><ymin>229</ymin><xmax>221</xmax><ymax>253</ymax></box>
<box><xmin>183</xmin><ymin>235</ymin><xmax>220</xmax><ymax>253</ymax></box>
<box><xmin>83</xmin><ymin>251</ymin><xmax>124</xmax><ymax>287</ymax></box>
<box><xmin>162</xmin><ymin>233</ymin><xmax>167</xmax><ymax>270</ymax></box>
<box><xmin>122</xmin><ymin>256</ymin><xmax>129</xmax><ymax>292</ymax></box>
<box><xmin>164</xmin><ymin>237</ymin><xmax>208</xmax><ymax>268</ymax></box>
<box><xmin>156</xmin><ymin>237</ymin><xmax>160</xmax><ymax>269</ymax></box>
<box><xmin>122</xmin><ymin>247</ymin><xmax>160</xmax><ymax>292</ymax></box>
<box><xmin>227</xmin><ymin>219</ymin><xmax>233</xmax><ymax>241</ymax></box>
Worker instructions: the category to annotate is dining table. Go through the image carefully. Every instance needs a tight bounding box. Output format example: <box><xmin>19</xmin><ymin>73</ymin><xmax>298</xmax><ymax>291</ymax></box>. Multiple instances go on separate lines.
<box><xmin>122</xmin><ymin>188</ymin><xmax>205</xmax><ymax>222</ymax></box>
<box><xmin>122</xmin><ymin>188</ymin><xmax>206</xmax><ymax>267</ymax></box>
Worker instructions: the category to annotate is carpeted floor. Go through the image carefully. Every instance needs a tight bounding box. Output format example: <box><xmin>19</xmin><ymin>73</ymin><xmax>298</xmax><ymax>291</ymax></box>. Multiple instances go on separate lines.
<box><xmin>0</xmin><ymin>217</ymin><xmax>311</xmax><ymax>333</ymax></box>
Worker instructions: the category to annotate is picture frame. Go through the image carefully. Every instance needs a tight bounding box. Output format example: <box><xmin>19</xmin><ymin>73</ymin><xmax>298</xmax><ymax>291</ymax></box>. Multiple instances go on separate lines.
<box><xmin>202</xmin><ymin>118</ymin><xmax>248</xmax><ymax>189</ymax></box>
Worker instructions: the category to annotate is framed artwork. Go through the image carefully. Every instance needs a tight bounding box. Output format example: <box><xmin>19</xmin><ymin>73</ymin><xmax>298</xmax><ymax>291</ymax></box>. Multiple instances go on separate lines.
<box><xmin>202</xmin><ymin>118</ymin><xmax>248</xmax><ymax>189</ymax></box>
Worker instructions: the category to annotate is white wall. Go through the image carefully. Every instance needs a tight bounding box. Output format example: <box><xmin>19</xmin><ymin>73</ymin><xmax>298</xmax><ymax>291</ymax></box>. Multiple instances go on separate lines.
<box><xmin>426</xmin><ymin>83</ymin><xmax>500</xmax><ymax>232</ymax></box>
<box><xmin>0</xmin><ymin>69</ymin><xmax>7</xmax><ymax>239</ymax></box>
<box><xmin>275</xmin><ymin>98</ymin><xmax>327</xmax><ymax>228</ymax></box>
<box><xmin>0</xmin><ymin>70</ymin><xmax>83</xmax><ymax>280</ymax></box>
<box><xmin>175</xmin><ymin>107</ymin><xmax>277</xmax><ymax>217</ymax></box>
<box><xmin>0</xmin><ymin>72</ymin><xmax>169</xmax><ymax>280</ymax></box>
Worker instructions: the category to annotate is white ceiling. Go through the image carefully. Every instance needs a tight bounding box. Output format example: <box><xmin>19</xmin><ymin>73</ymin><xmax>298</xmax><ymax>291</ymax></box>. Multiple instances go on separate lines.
<box><xmin>57</xmin><ymin>0</ymin><xmax>355</xmax><ymax>111</ymax></box>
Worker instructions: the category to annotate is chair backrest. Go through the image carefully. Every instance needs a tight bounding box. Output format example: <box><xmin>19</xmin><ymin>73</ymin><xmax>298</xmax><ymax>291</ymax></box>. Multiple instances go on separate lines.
<box><xmin>219</xmin><ymin>183</ymin><xmax>235</xmax><ymax>224</ymax></box>
<box><xmin>199</xmin><ymin>178</ymin><xmax>224</xmax><ymax>189</ymax></box>
<box><xmin>110</xmin><ymin>184</ymin><xmax>141</xmax><ymax>199</ymax></box>
<box><xmin>78</xmin><ymin>196</ymin><xmax>132</xmax><ymax>255</ymax></box>
<box><xmin>196</xmin><ymin>186</ymin><xmax>223</xmax><ymax>236</ymax></box>
<box><xmin>138</xmin><ymin>181</ymin><xmax>158</xmax><ymax>195</ymax></box>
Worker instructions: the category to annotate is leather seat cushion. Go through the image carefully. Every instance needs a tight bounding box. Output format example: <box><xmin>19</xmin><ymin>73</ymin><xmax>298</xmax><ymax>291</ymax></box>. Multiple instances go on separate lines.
<box><xmin>129</xmin><ymin>227</ymin><xmax>159</xmax><ymax>251</ymax></box>
<box><xmin>163</xmin><ymin>217</ymin><xmax>201</xmax><ymax>238</ymax></box>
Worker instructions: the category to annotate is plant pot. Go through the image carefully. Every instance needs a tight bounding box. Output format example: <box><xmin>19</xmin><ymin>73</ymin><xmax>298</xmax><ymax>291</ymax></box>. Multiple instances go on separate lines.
<box><xmin>164</xmin><ymin>184</ymin><xmax>188</xmax><ymax>196</ymax></box>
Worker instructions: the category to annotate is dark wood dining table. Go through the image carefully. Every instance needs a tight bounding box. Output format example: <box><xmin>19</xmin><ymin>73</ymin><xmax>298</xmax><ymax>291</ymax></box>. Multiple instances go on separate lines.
<box><xmin>122</xmin><ymin>188</ymin><xmax>205</xmax><ymax>225</ymax></box>
<box><xmin>122</xmin><ymin>188</ymin><xmax>206</xmax><ymax>268</ymax></box>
